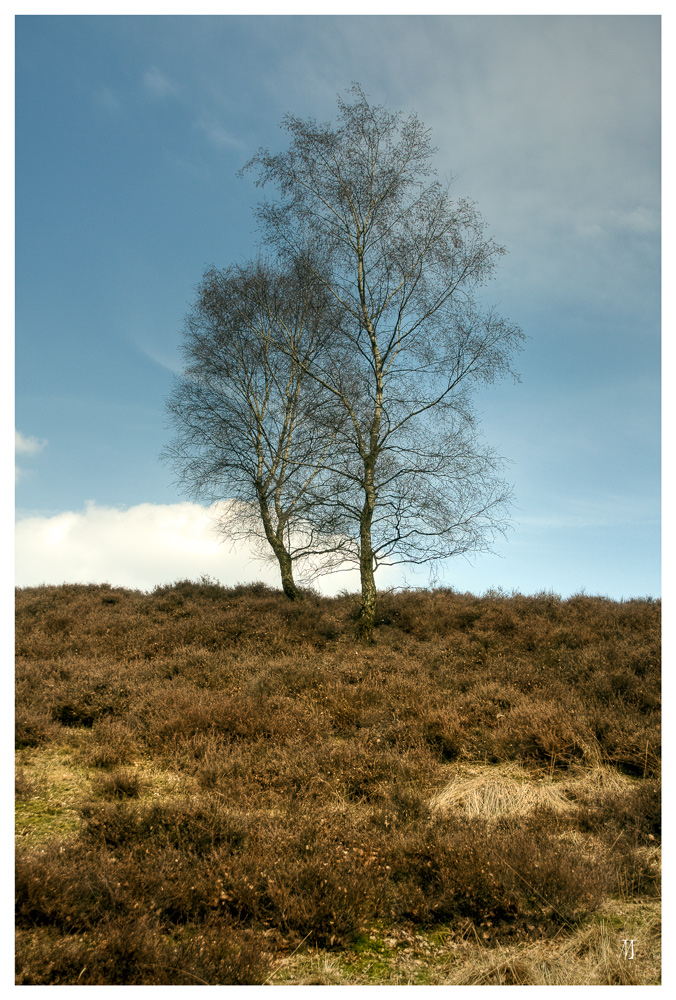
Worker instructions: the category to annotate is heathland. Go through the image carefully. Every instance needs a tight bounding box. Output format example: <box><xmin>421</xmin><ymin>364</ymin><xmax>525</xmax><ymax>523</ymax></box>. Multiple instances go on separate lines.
<box><xmin>16</xmin><ymin>580</ymin><xmax>660</xmax><ymax>985</ymax></box>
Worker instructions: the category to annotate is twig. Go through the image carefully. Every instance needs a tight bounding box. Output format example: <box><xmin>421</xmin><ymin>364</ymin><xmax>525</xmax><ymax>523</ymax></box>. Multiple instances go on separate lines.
<box><xmin>470</xmin><ymin>921</ymin><xmax>486</xmax><ymax>949</ymax></box>
<box><xmin>607</xmin><ymin>828</ymin><xmax>626</xmax><ymax>852</ymax></box>
<box><xmin>264</xmin><ymin>930</ymin><xmax>313</xmax><ymax>984</ymax></box>
<box><xmin>136</xmin><ymin>962</ymin><xmax>211</xmax><ymax>985</ymax></box>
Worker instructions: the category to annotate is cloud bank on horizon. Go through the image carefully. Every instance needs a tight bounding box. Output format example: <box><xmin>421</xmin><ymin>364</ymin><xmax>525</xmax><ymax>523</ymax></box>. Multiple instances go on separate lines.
<box><xmin>14</xmin><ymin>501</ymin><xmax>368</xmax><ymax>596</ymax></box>
<box><xmin>15</xmin><ymin>498</ymin><xmax>657</xmax><ymax>602</ymax></box>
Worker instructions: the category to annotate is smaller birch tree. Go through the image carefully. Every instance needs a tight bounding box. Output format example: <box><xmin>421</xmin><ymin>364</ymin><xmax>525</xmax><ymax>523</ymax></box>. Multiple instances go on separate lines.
<box><xmin>164</xmin><ymin>259</ymin><xmax>347</xmax><ymax>600</ymax></box>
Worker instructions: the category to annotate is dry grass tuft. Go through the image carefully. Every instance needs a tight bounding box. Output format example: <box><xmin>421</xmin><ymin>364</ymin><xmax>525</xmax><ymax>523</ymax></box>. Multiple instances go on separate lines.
<box><xmin>432</xmin><ymin>763</ymin><xmax>636</xmax><ymax>821</ymax></box>
<box><xmin>443</xmin><ymin>902</ymin><xmax>661</xmax><ymax>985</ymax></box>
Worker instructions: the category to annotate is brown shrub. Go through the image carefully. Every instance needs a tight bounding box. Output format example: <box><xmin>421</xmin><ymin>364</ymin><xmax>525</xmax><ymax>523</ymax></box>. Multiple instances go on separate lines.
<box><xmin>575</xmin><ymin>779</ymin><xmax>660</xmax><ymax>845</ymax></box>
<box><xmin>136</xmin><ymin>686</ymin><xmax>319</xmax><ymax>751</ymax></box>
<box><xmin>16</xmin><ymin>842</ymin><xmax>119</xmax><ymax>931</ymax></box>
<box><xmin>15</xmin><ymin>767</ymin><xmax>45</xmax><ymax>800</ymax></box>
<box><xmin>16</xmin><ymin>917</ymin><xmax>271</xmax><ymax>985</ymax></box>
<box><xmin>381</xmin><ymin>815</ymin><xmax>608</xmax><ymax>929</ymax></box>
<box><xmin>15</xmin><ymin>707</ymin><xmax>61</xmax><ymax>749</ymax></box>
<box><xmin>92</xmin><ymin>769</ymin><xmax>144</xmax><ymax>799</ymax></box>
<box><xmin>72</xmin><ymin>717</ymin><xmax>141</xmax><ymax>768</ymax></box>
<box><xmin>79</xmin><ymin>796</ymin><xmax>248</xmax><ymax>854</ymax></box>
<box><xmin>495</xmin><ymin>702</ymin><xmax>593</xmax><ymax>768</ymax></box>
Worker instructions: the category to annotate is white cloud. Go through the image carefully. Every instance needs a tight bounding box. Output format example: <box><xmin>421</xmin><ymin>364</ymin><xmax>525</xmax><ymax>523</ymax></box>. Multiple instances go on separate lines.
<box><xmin>14</xmin><ymin>501</ymin><xmax>369</xmax><ymax>595</ymax></box>
<box><xmin>16</xmin><ymin>430</ymin><xmax>46</xmax><ymax>456</ymax></box>
<box><xmin>15</xmin><ymin>430</ymin><xmax>46</xmax><ymax>483</ymax></box>
<box><xmin>143</xmin><ymin>67</ymin><xmax>178</xmax><ymax>99</ymax></box>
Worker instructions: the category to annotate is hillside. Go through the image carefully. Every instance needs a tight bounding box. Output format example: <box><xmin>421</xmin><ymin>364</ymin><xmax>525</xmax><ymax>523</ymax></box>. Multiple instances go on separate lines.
<box><xmin>16</xmin><ymin>581</ymin><xmax>661</xmax><ymax>984</ymax></box>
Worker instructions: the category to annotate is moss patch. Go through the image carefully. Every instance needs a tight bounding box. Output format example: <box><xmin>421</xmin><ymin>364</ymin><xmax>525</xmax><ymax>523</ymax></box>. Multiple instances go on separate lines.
<box><xmin>15</xmin><ymin>746</ymin><xmax>184</xmax><ymax>846</ymax></box>
<box><xmin>268</xmin><ymin>899</ymin><xmax>660</xmax><ymax>985</ymax></box>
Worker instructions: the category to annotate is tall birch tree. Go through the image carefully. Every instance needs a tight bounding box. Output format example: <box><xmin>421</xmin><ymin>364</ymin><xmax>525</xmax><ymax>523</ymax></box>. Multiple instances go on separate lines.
<box><xmin>245</xmin><ymin>85</ymin><xmax>524</xmax><ymax>639</ymax></box>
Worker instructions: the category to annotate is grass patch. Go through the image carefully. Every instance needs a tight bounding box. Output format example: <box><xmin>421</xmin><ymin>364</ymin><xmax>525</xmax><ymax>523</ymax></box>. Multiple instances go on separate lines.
<box><xmin>15</xmin><ymin>746</ymin><xmax>186</xmax><ymax>847</ymax></box>
<box><xmin>268</xmin><ymin>900</ymin><xmax>661</xmax><ymax>985</ymax></box>
<box><xmin>15</xmin><ymin>749</ymin><xmax>90</xmax><ymax>846</ymax></box>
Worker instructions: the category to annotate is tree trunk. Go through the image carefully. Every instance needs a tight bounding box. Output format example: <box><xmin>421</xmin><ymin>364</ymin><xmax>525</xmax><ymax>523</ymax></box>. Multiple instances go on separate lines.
<box><xmin>357</xmin><ymin>546</ymin><xmax>377</xmax><ymax>642</ymax></box>
<box><xmin>277</xmin><ymin>546</ymin><xmax>302</xmax><ymax>601</ymax></box>
<box><xmin>356</xmin><ymin>246</ymin><xmax>382</xmax><ymax>642</ymax></box>
<box><xmin>356</xmin><ymin>482</ymin><xmax>377</xmax><ymax>642</ymax></box>
<box><xmin>258</xmin><ymin>497</ymin><xmax>303</xmax><ymax>601</ymax></box>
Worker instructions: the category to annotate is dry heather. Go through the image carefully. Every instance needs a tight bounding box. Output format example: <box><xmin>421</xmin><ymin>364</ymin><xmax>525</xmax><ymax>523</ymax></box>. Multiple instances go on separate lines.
<box><xmin>15</xmin><ymin>580</ymin><xmax>661</xmax><ymax>985</ymax></box>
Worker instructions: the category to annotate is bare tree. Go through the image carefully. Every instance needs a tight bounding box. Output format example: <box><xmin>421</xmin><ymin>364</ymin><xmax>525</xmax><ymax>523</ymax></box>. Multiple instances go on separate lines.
<box><xmin>163</xmin><ymin>259</ymin><xmax>348</xmax><ymax>600</ymax></box>
<box><xmin>245</xmin><ymin>84</ymin><xmax>525</xmax><ymax>639</ymax></box>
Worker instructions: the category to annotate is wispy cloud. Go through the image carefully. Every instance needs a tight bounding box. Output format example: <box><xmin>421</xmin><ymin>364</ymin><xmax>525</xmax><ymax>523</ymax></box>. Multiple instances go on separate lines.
<box><xmin>195</xmin><ymin>113</ymin><xmax>244</xmax><ymax>151</ymax></box>
<box><xmin>518</xmin><ymin>494</ymin><xmax>659</xmax><ymax>532</ymax></box>
<box><xmin>92</xmin><ymin>86</ymin><xmax>124</xmax><ymax>115</ymax></box>
<box><xmin>129</xmin><ymin>336</ymin><xmax>183</xmax><ymax>376</ymax></box>
<box><xmin>143</xmin><ymin>67</ymin><xmax>179</xmax><ymax>99</ymax></box>
<box><xmin>15</xmin><ymin>430</ymin><xmax>46</xmax><ymax>483</ymax></box>
<box><xmin>93</xmin><ymin>68</ymin><xmax>178</xmax><ymax>116</ymax></box>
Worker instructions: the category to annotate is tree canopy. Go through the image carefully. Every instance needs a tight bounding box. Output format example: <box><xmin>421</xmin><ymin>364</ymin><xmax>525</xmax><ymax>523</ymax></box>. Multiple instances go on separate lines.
<box><xmin>164</xmin><ymin>259</ymin><xmax>349</xmax><ymax>600</ymax></box>
<box><xmin>243</xmin><ymin>85</ymin><xmax>524</xmax><ymax>638</ymax></box>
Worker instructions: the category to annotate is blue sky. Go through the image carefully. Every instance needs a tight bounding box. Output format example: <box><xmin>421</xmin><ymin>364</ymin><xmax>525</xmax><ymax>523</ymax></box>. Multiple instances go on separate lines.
<box><xmin>14</xmin><ymin>14</ymin><xmax>661</xmax><ymax>598</ymax></box>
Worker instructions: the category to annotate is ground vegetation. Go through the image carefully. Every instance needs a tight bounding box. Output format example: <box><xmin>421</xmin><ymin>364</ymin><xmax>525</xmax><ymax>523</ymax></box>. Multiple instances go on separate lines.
<box><xmin>16</xmin><ymin>581</ymin><xmax>660</xmax><ymax>984</ymax></box>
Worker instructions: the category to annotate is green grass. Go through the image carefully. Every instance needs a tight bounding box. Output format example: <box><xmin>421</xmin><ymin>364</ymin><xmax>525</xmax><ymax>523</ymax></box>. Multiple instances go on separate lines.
<box><xmin>266</xmin><ymin>901</ymin><xmax>660</xmax><ymax>985</ymax></box>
